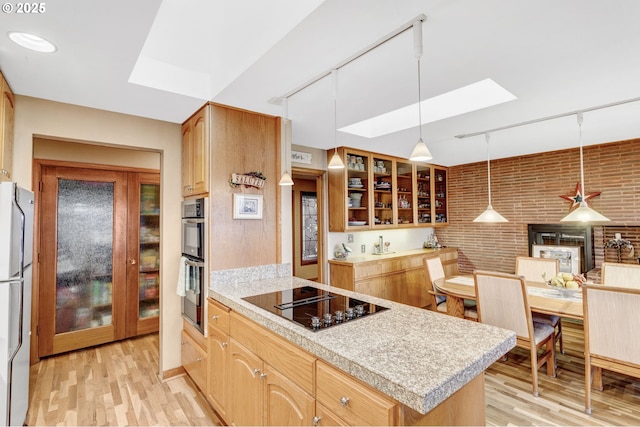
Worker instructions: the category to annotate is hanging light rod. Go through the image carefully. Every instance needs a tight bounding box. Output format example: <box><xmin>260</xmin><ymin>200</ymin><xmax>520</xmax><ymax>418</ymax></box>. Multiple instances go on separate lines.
<box><xmin>454</xmin><ymin>95</ymin><xmax>640</xmax><ymax>139</ymax></box>
<box><xmin>269</xmin><ymin>14</ymin><xmax>427</xmax><ymax>105</ymax></box>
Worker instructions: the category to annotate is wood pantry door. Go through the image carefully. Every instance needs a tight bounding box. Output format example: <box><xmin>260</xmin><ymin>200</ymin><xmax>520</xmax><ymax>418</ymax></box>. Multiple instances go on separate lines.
<box><xmin>38</xmin><ymin>165</ymin><xmax>129</xmax><ymax>356</ymax></box>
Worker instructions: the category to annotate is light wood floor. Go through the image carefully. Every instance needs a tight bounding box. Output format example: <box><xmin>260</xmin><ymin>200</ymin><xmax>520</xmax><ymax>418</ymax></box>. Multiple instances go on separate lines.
<box><xmin>26</xmin><ymin>321</ymin><xmax>640</xmax><ymax>426</ymax></box>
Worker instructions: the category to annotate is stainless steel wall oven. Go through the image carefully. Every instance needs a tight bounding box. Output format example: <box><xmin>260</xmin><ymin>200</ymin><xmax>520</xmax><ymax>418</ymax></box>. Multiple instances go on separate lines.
<box><xmin>181</xmin><ymin>197</ymin><xmax>207</xmax><ymax>332</ymax></box>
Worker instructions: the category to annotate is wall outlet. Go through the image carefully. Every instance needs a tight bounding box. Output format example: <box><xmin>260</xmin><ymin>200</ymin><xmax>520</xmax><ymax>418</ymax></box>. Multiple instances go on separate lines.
<box><xmin>347</xmin><ymin>234</ymin><xmax>354</xmax><ymax>243</ymax></box>
<box><xmin>361</xmin><ymin>244</ymin><xmax>366</xmax><ymax>253</ymax></box>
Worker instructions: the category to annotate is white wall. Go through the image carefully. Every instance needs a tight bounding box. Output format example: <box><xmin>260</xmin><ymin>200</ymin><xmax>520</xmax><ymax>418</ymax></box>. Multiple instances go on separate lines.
<box><xmin>14</xmin><ymin>95</ymin><xmax>182</xmax><ymax>376</ymax></box>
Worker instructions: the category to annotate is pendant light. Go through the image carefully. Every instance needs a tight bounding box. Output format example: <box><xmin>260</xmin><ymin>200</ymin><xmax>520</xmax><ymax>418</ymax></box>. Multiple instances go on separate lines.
<box><xmin>327</xmin><ymin>69</ymin><xmax>345</xmax><ymax>169</ymax></box>
<box><xmin>279</xmin><ymin>97</ymin><xmax>294</xmax><ymax>186</ymax></box>
<box><xmin>561</xmin><ymin>112</ymin><xmax>610</xmax><ymax>222</ymax></box>
<box><xmin>409</xmin><ymin>20</ymin><xmax>433</xmax><ymax>162</ymax></box>
<box><xmin>473</xmin><ymin>133</ymin><xmax>508</xmax><ymax>223</ymax></box>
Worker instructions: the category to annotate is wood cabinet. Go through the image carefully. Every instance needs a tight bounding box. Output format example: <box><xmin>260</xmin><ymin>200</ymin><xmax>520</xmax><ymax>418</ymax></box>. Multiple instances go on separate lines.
<box><xmin>316</xmin><ymin>360</ymin><xmax>397</xmax><ymax>426</ymax></box>
<box><xmin>329</xmin><ymin>249</ymin><xmax>459</xmax><ymax>309</ymax></box>
<box><xmin>181</xmin><ymin>104</ymin><xmax>210</xmax><ymax>197</ymax></box>
<box><xmin>206</xmin><ymin>299</ymin><xmax>230</xmax><ymax>419</ymax></box>
<box><xmin>0</xmin><ymin>70</ymin><xmax>15</xmax><ymax>182</ymax></box>
<box><xmin>228</xmin><ymin>312</ymin><xmax>315</xmax><ymax>426</ymax></box>
<box><xmin>181</xmin><ymin>327</ymin><xmax>208</xmax><ymax>394</ymax></box>
<box><xmin>328</xmin><ymin>147</ymin><xmax>449</xmax><ymax>231</ymax></box>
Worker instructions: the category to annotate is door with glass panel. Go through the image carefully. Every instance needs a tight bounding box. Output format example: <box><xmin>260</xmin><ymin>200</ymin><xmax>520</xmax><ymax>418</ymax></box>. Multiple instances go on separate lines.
<box><xmin>38</xmin><ymin>166</ymin><xmax>160</xmax><ymax>356</ymax></box>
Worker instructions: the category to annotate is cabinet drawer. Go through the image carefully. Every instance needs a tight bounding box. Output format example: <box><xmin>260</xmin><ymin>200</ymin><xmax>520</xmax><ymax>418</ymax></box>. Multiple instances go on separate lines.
<box><xmin>353</xmin><ymin>263</ymin><xmax>381</xmax><ymax>279</ymax></box>
<box><xmin>230</xmin><ymin>312</ymin><xmax>316</xmax><ymax>394</ymax></box>
<box><xmin>207</xmin><ymin>298</ymin><xmax>230</xmax><ymax>334</ymax></box>
<box><xmin>181</xmin><ymin>330</ymin><xmax>208</xmax><ymax>392</ymax></box>
<box><xmin>315</xmin><ymin>402</ymin><xmax>349</xmax><ymax>426</ymax></box>
<box><xmin>316</xmin><ymin>361</ymin><xmax>396</xmax><ymax>426</ymax></box>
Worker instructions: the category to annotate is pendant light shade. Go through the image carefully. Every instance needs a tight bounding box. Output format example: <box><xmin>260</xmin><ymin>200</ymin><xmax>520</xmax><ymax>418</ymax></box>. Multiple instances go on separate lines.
<box><xmin>279</xmin><ymin>97</ymin><xmax>294</xmax><ymax>186</ymax></box>
<box><xmin>409</xmin><ymin>21</ymin><xmax>433</xmax><ymax>162</ymax></box>
<box><xmin>328</xmin><ymin>70</ymin><xmax>345</xmax><ymax>170</ymax></box>
<box><xmin>474</xmin><ymin>133</ymin><xmax>508</xmax><ymax>223</ymax></box>
<box><xmin>561</xmin><ymin>112</ymin><xmax>610</xmax><ymax>222</ymax></box>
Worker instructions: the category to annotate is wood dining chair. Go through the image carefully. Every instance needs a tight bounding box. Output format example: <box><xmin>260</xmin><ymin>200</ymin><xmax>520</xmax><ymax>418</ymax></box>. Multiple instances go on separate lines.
<box><xmin>583</xmin><ymin>284</ymin><xmax>640</xmax><ymax>414</ymax></box>
<box><xmin>515</xmin><ymin>256</ymin><xmax>564</xmax><ymax>355</ymax></box>
<box><xmin>423</xmin><ymin>257</ymin><xmax>477</xmax><ymax>320</ymax></box>
<box><xmin>474</xmin><ymin>270</ymin><xmax>556</xmax><ymax>397</ymax></box>
<box><xmin>601</xmin><ymin>262</ymin><xmax>640</xmax><ymax>288</ymax></box>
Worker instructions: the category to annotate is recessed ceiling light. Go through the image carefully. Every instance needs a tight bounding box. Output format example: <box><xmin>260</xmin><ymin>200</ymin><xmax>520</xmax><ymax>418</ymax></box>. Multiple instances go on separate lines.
<box><xmin>339</xmin><ymin>78</ymin><xmax>517</xmax><ymax>138</ymax></box>
<box><xmin>8</xmin><ymin>31</ymin><xmax>57</xmax><ymax>53</ymax></box>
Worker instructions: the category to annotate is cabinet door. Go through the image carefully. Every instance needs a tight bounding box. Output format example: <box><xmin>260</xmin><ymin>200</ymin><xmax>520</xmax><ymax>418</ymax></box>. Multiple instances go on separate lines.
<box><xmin>354</xmin><ymin>277</ymin><xmax>386</xmax><ymax>301</ymax></box>
<box><xmin>433</xmin><ymin>166</ymin><xmax>448</xmax><ymax>225</ymax></box>
<box><xmin>207</xmin><ymin>327</ymin><xmax>229</xmax><ymax>419</ymax></box>
<box><xmin>191</xmin><ymin>107</ymin><xmax>210</xmax><ymax>195</ymax></box>
<box><xmin>181</xmin><ymin>119</ymin><xmax>193</xmax><ymax>196</ymax></box>
<box><xmin>229</xmin><ymin>339</ymin><xmax>263</xmax><ymax>426</ymax></box>
<box><xmin>181</xmin><ymin>330</ymin><xmax>208</xmax><ymax>393</ymax></box>
<box><xmin>345</xmin><ymin>150</ymin><xmax>370</xmax><ymax>228</ymax></box>
<box><xmin>372</xmin><ymin>155</ymin><xmax>394</xmax><ymax>227</ymax></box>
<box><xmin>396</xmin><ymin>160</ymin><xmax>415</xmax><ymax>225</ymax></box>
<box><xmin>315</xmin><ymin>403</ymin><xmax>349</xmax><ymax>426</ymax></box>
<box><xmin>264</xmin><ymin>364</ymin><xmax>315</xmax><ymax>426</ymax></box>
<box><xmin>126</xmin><ymin>173</ymin><xmax>160</xmax><ymax>337</ymax></box>
<box><xmin>416</xmin><ymin>163</ymin><xmax>431</xmax><ymax>224</ymax></box>
<box><xmin>0</xmin><ymin>73</ymin><xmax>14</xmax><ymax>182</ymax></box>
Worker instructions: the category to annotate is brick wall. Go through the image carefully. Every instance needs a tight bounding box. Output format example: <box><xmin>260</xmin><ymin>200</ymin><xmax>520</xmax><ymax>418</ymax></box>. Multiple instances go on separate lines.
<box><xmin>435</xmin><ymin>138</ymin><xmax>640</xmax><ymax>275</ymax></box>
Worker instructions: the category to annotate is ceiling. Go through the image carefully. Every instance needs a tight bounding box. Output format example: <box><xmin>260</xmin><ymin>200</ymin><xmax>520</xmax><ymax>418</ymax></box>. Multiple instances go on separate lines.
<box><xmin>2</xmin><ymin>0</ymin><xmax>640</xmax><ymax>166</ymax></box>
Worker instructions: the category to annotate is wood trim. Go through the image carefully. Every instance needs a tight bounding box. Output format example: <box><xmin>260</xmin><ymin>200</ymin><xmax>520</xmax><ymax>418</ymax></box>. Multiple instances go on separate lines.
<box><xmin>33</xmin><ymin>158</ymin><xmax>159</xmax><ymax>175</ymax></box>
<box><xmin>161</xmin><ymin>366</ymin><xmax>187</xmax><ymax>381</ymax></box>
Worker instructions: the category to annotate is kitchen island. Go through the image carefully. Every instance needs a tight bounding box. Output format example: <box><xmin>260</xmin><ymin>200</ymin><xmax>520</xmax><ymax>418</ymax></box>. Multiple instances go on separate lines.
<box><xmin>206</xmin><ymin>268</ymin><xmax>516</xmax><ymax>426</ymax></box>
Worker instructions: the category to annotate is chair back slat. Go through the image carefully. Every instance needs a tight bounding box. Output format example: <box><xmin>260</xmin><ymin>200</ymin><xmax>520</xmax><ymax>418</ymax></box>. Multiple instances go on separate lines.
<box><xmin>424</xmin><ymin>257</ymin><xmax>446</xmax><ymax>305</ymax></box>
<box><xmin>601</xmin><ymin>262</ymin><xmax>640</xmax><ymax>288</ymax></box>
<box><xmin>584</xmin><ymin>285</ymin><xmax>640</xmax><ymax>365</ymax></box>
<box><xmin>474</xmin><ymin>271</ymin><xmax>529</xmax><ymax>338</ymax></box>
<box><xmin>515</xmin><ymin>256</ymin><xmax>559</xmax><ymax>282</ymax></box>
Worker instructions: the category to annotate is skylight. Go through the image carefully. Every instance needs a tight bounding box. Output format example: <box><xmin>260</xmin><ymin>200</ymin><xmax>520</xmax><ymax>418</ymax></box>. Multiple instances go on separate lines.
<box><xmin>338</xmin><ymin>78</ymin><xmax>516</xmax><ymax>138</ymax></box>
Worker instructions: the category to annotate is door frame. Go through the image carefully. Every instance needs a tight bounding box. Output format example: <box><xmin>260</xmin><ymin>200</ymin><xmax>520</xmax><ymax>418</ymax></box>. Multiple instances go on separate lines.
<box><xmin>31</xmin><ymin>158</ymin><xmax>160</xmax><ymax>361</ymax></box>
<box><xmin>291</xmin><ymin>167</ymin><xmax>326</xmax><ymax>284</ymax></box>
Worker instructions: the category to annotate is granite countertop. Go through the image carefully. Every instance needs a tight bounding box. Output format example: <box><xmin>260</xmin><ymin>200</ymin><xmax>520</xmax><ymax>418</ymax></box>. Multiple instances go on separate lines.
<box><xmin>209</xmin><ymin>275</ymin><xmax>516</xmax><ymax>415</ymax></box>
<box><xmin>328</xmin><ymin>247</ymin><xmax>457</xmax><ymax>265</ymax></box>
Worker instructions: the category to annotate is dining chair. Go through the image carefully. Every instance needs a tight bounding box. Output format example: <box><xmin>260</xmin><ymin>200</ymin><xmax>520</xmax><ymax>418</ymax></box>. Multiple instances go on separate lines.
<box><xmin>423</xmin><ymin>257</ymin><xmax>477</xmax><ymax>320</ymax></box>
<box><xmin>474</xmin><ymin>270</ymin><xmax>556</xmax><ymax>397</ymax></box>
<box><xmin>515</xmin><ymin>256</ymin><xmax>563</xmax><ymax>355</ymax></box>
<box><xmin>601</xmin><ymin>262</ymin><xmax>640</xmax><ymax>288</ymax></box>
<box><xmin>583</xmin><ymin>284</ymin><xmax>640</xmax><ymax>414</ymax></box>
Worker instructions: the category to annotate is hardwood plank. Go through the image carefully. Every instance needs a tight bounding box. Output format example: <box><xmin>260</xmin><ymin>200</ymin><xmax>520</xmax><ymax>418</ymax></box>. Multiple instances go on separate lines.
<box><xmin>26</xmin><ymin>324</ymin><xmax>640</xmax><ymax>426</ymax></box>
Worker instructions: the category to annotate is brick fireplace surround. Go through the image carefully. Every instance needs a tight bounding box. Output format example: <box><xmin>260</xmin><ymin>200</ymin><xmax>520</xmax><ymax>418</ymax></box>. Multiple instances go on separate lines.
<box><xmin>435</xmin><ymin>138</ymin><xmax>640</xmax><ymax>277</ymax></box>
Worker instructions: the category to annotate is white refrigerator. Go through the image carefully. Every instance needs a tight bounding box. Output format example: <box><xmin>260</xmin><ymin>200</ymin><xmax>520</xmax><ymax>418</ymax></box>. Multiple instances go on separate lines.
<box><xmin>0</xmin><ymin>182</ymin><xmax>34</xmax><ymax>426</ymax></box>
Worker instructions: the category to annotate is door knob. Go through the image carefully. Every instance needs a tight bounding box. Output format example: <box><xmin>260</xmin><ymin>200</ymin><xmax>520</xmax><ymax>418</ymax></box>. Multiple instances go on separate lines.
<box><xmin>130</xmin><ymin>258</ymin><xmax>137</xmax><ymax>265</ymax></box>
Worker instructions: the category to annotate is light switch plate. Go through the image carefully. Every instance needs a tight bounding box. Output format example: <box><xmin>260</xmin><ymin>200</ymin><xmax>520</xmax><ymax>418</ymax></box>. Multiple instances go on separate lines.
<box><xmin>361</xmin><ymin>244</ymin><xmax>366</xmax><ymax>253</ymax></box>
<box><xmin>347</xmin><ymin>234</ymin><xmax>354</xmax><ymax>243</ymax></box>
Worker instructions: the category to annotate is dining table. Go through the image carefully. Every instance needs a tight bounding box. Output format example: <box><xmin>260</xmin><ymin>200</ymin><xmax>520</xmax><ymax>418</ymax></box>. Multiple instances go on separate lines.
<box><xmin>434</xmin><ymin>275</ymin><xmax>583</xmax><ymax>320</ymax></box>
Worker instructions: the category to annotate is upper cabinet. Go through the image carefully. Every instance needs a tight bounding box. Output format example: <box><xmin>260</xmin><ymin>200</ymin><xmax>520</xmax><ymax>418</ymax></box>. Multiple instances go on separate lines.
<box><xmin>0</xmin><ymin>70</ymin><xmax>15</xmax><ymax>182</ymax></box>
<box><xmin>182</xmin><ymin>104</ymin><xmax>210</xmax><ymax>197</ymax></box>
<box><xmin>328</xmin><ymin>147</ymin><xmax>449</xmax><ymax>232</ymax></box>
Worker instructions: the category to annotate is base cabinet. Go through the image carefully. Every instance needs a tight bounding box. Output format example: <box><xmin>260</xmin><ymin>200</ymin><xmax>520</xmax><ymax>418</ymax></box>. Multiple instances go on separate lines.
<box><xmin>330</xmin><ymin>249</ymin><xmax>458</xmax><ymax>309</ymax></box>
<box><xmin>180</xmin><ymin>329</ymin><xmax>207</xmax><ymax>393</ymax></box>
<box><xmin>192</xmin><ymin>297</ymin><xmax>486</xmax><ymax>426</ymax></box>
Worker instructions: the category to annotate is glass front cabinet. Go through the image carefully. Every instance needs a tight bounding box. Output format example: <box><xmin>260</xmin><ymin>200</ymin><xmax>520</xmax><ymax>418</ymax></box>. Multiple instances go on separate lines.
<box><xmin>328</xmin><ymin>147</ymin><xmax>448</xmax><ymax>231</ymax></box>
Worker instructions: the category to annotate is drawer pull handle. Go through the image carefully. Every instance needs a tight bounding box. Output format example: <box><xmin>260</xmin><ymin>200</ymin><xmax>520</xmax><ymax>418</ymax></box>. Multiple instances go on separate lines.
<box><xmin>340</xmin><ymin>396</ymin><xmax>350</xmax><ymax>407</ymax></box>
<box><xmin>313</xmin><ymin>416</ymin><xmax>322</xmax><ymax>426</ymax></box>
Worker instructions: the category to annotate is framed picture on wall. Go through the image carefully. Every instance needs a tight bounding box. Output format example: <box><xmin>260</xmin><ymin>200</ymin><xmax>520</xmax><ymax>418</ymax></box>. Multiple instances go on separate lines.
<box><xmin>233</xmin><ymin>193</ymin><xmax>263</xmax><ymax>219</ymax></box>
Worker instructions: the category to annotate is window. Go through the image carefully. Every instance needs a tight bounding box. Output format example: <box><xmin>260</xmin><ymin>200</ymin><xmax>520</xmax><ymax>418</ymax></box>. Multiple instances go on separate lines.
<box><xmin>301</xmin><ymin>192</ymin><xmax>318</xmax><ymax>264</ymax></box>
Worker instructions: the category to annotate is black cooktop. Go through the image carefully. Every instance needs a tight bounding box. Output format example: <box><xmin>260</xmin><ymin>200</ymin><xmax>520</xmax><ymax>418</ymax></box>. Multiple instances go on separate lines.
<box><xmin>242</xmin><ymin>286</ymin><xmax>389</xmax><ymax>331</ymax></box>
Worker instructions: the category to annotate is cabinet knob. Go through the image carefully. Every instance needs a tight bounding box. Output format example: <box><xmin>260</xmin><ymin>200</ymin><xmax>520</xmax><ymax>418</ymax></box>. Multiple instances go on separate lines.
<box><xmin>130</xmin><ymin>258</ymin><xmax>137</xmax><ymax>265</ymax></box>
<box><xmin>210</xmin><ymin>315</ymin><xmax>219</xmax><ymax>321</ymax></box>
<box><xmin>253</xmin><ymin>368</ymin><xmax>261</xmax><ymax>376</ymax></box>
<box><xmin>259</xmin><ymin>373</ymin><xmax>267</xmax><ymax>380</ymax></box>
<box><xmin>221</xmin><ymin>342</ymin><xmax>228</xmax><ymax>348</ymax></box>
<box><xmin>313</xmin><ymin>416</ymin><xmax>322</xmax><ymax>426</ymax></box>
<box><xmin>0</xmin><ymin>169</ymin><xmax>8</xmax><ymax>177</ymax></box>
<box><xmin>180</xmin><ymin>340</ymin><xmax>185</xmax><ymax>345</ymax></box>
<box><xmin>196</xmin><ymin>357</ymin><xmax>203</xmax><ymax>362</ymax></box>
<box><xmin>340</xmin><ymin>396</ymin><xmax>350</xmax><ymax>407</ymax></box>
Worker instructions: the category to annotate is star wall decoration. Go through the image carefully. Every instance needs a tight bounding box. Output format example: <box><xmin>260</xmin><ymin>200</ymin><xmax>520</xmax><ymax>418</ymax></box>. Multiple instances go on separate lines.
<box><xmin>559</xmin><ymin>182</ymin><xmax>601</xmax><ymax>210</ymax></box>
